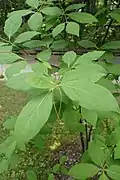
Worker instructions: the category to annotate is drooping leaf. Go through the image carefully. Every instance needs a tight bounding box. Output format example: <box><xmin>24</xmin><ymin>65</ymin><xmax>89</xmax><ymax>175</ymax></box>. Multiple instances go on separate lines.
<box><xmin>101</xmin><ymin>51</ymin><xmax>114</xmax><ymax>62</ymax></box>
<box><xmin>41</xmin><ymin>7</ymin><xmax>62</xmax><ymax>16</ymax></box>
<box><xmin>68</xmin><ymin>12</ymin><xmax>98</xmax><ymax>24</ymax></box>
<box><xmin>37</xmin><ymin>49</ymin><xmax>51</xmax><ymax>62</ymax></box>
<box><xmin>73</xmin><ymin>51</ymin><xmax>105</xmax><ymax>66</ymax></box>
<box><xmin>27</xmin><ymin>73</ymin><xmax>56</xmax><ymax>90</ymax></box>
<box><xmin>61</xmin><ymin>72</ymin><xmax>118</xmax><ymax>111</ymax></box>
<box><xmin>52</xmin><ymin>23</ymin><xmax>65</xmax><ymax>37</ymax></box>
<box><xmin>28</xmin><ymin>12</ymin><xmax>43</xmax><ymax>30</ymax></box>
<box><xmin>105</xmin><ymin>64</ymin><xmax>120</xmax><ymax>75</ymax></box>
<box><xmin>27</xmin><ymin>170</ymin><xmax>37</xmax><ymax>180</ymax></box>
<box><xmin>69</xmin><ymin>163</ymin><xmax>99</xmax><ymax>179</ymax></box>
<box><xmin>81</xmin><ymin>108</ymin><xmax>97</xmax><ymax>127</ymax></box>
<box><xmin>95</xmin><ymin>7</ymin><xmax>107</xmax><ymax>17</ymax></box>
<box><xmin>14</xmin><ymin>31</ymin><xmax>40</xmax><ymax>44</ymax></box>
<box><xmin>66</xmin><ymin>22</ymin><xmax>79</xmax><ymax>36</ymax></box>
<box><xmin>107</xmin><ymin>165</ymin><xmax>120</xmax><ymax>180</ymax></box>
<box><xmin>102</xmin><ymin>41</ymin><xmax>120</xmax><ymax>49</ymax></box>
<box><xmin>13</xmin><ymin>92</ymin><xmax>53</xmax><ymax>144</ymax></box>
<box><xmin>62</xmin><ymin>51</ymin><xmax>76</xmax><ymax>68</ymax></box>
<box><xmin>22</xmin><ymin>40</ymin><xmax>48</xmax><ymax>48</ymax></box>
<box><xmin>78</xmin><ymin>40</ymin><xmax>97</xmax><ymax>48</ymax></box>
<box><xmin>26</xmin><ymin>0</ymin><xmax>39</xmax><ymax>9</ymax></box>
<box><xmin>0</xmin><ymin>159</ymin><xmax>9</xmax><ymax>174</ymax></box>
<box><xmin>110</xmin><ymin>12</ymin><xmax>120</xmax><ymax>22</ymax></box>
<box><xmin>51</xmin><ymin>40</ymin><xmax>68</xmax><ymax>50</ymax></box>
<box><xmin>0</xmin><ymin>53</ymin><xmax>23</xmax><ymax>64</ymax></box>
<box><xmin>8</xmin><ymin>10</ymin><xmax>33</xmax><ymax>17</ymax></box>
<box><xmin>5</xmin><ymin>61</ymin><xmax>27</xmax><ymax>78</ymax></box>
<box><xmin>66</xmin><ymin>3</ymin><xmax>85</xmax><ymax>11</ymax></box>
<box><xmin>4</xmin><ymin>15</ymin><xmax>22</xmax><ymax>39</ymax></box>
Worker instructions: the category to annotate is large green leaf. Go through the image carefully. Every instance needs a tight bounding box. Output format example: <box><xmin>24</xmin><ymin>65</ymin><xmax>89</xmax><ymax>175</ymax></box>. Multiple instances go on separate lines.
<box><xmin>41</xmin><ymin>7</ymin><xmax>62</xmax><ymax>16</ymax></box>
<box><xmin>4</xmin><ymin>15</ymin><xmax>22</xmax><ymax>39</ymax></box>
<box><xmin>62</xmin><ymin>51</ymin><xmax>76</xmax><ymax>68</ymax></box>
<box><xmin>104</xmin><ymin>64</ymin><xmax>120</xmax><ymax>75</ymax></box>
<box><xmin>51</xmin><ymin>40</ymin><xmax>68</xmax><ymax>50</ymax></box>
<box><xmin>27</xmin><ymin>73</ymin><xmax>56</xmax><ymax>90</ymax></box>
<box><xmin>81</xmin><ymin>108</ymin><xmax>97</xmax><ymax>127</ymax></box>
<box><xmin>74</xmin><ymin>63</ymin><xmax>106</xmax><ymax>82</ymax></box>
<box><xmin>14</xmin><ymin>31</ymin><xmax>40</xmax><ymax>44</ymax></box>
<box><xmin>66</xmin><ymin>22</ymin><xmax>79</xmax><ymax>36</ymax></box>
<box><xmin>52</xmin><ymin>23</ymin><xmax>65</xmax><ymax>37</ymax></box>
<box><xmin>107</xmin><ymin>165</ymin><xmax>120</xmax><ymax>180</ymax></box>
<box><xmin>5</xmin><ymin>61</ymin><xmax>27</xmax><ymax>78</ymax></box>
<box><xmin>61</xmin><ymin>72</ymin><xmax>118</xmax><ymax>111</ymax></box>
<box><xmin>68</xmin><ymin>12</ymin><xmax>98</xmax><ymax>24</ymax></box>
<box><xmin>8</xmin><ymin>10</ymin><xmax>33</xmax><ymax>17</ymax></box>
<box><xmin>66</xmin><ymin>3</ymin><xmax>85</xmax><ymax>11</ymax></box>
<box><xmin>110</xmin><ymin>12</ymin><xmax>120</xmax><ymax>22</ymax></box>
<box><xmin>102</xmin><ymin>41</ymin><xmax>120</xmax><ymax>49</ymax></box>
<box><xmin>13</xmin><ymin>92</ymin><xmax>53</xmax><ymax>144</ymax></box>
<box><xmin>0</xmin><ymin>159</ymin><xmax>9</xmax><ymax>174</ymax></box>
<box><xmin>28</xmin><ymin>12</ymin><xmax>43</xmax><ymax>30</ymax></box>
<box><xmin>74</xmin><ymin>51</ymin><xmax>105</xmax><ymax>66</ymax></box>
<box><xmin>0</xmin><ymin>53</ymin><xmax>23</xmax><ymax>64</ymax></box>
<box><xmin>78</xmin><ymin>40</ymin><xmax>97</xmax><ymax>48</ymax></box>
<box><xmin>37</xmin><ymin>49</ymin><xmax>51</xmax><ymax>62</ymax></box>
<box><xmin>26</xmin><ymin>0</ymin><xmax>39</xmax><ymax>9</ymax></box>
<box><xmin>69</xmin><ymin>163</ymin><xmax>99</xmax><ymax>179</ymax></box>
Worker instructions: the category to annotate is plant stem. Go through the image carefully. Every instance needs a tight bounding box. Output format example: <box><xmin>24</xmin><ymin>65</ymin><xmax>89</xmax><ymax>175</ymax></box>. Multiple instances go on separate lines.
<box><xmin>85</xmin><ymin>123</ymin><xmax>89</xmax><ymax>150</ymax></box>
<box><xmin>80</xmin><ymin>119</ymin><xmax>85</xmax><ymax>154</ymax></box>
<box><xmin>88</xmin><ymin>126</ymin><xmax>93</xmax><ymax>142</ymax></box>
<box><xmin>101</xmin><ymin>19</ymin><xmax>113</xmax><ymax>45</ymax></box>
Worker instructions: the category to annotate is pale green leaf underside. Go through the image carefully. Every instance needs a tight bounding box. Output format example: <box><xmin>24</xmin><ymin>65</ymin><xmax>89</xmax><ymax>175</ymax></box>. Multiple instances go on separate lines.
<box><xmin>26</xmin><ymin>0</ymin><xmax>39</xmax><ymax>9</ymax></box>
<box><xmin>52</xmin><ymin>23</ymin><xmax>65</xmax><ymax>37</ymax></box>
<box><xmin>66</xmin><ymin>22</ymin><xmax>79</xmax><ymax>36</ymax></box>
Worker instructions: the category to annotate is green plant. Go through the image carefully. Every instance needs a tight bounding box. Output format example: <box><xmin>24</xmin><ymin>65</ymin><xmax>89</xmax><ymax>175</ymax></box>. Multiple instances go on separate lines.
<box><xmin>0</xmin><ymin>0</ymin><xmax>120</xmax><ymax>179</ymax></box>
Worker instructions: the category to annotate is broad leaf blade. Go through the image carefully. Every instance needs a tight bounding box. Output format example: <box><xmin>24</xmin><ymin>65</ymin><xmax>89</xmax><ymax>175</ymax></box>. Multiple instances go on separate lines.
<box><xmin>26</xmin><ymin>0</ymin><xmax>39</xmax><ymax>9</ymax></box>
<box><xmin>0</xmin><ymin>53</ymin><xmax>23</xmax><ymax>64</ymax></box>
<box><xmin>52</xmin><ymin>23</ymin><xmax>65</xmax><ymax>37</ymax></box>
<box><xmin>66</xmin><ymin>22</ymin><xmax>79</xmax><ymax>36</ymax></box>
<box><xmin>27</xmin><ymin>170</ymin><xmax>37</xmax><ymax>180</ymax></box>
<box><xmin>61</xmin><ymin>73</ymin><xmax>118</xmax><ymax>111</ymax></box>
<box><xmin>0</xmin><ymin>159</ymin><xmax>9</xmax><ymax>174</ymax></box>
<box><xmin>66</xmin><ymin>3</ymin><xmax>85</xmax><ymax>11</ymax></box>
<box><xmin>41</xmin><ymin>7</ymin><xmax>62</xmax><ymax>16</ymax></box>
<box><xmin>69</xmin><ymin>163</ymin><xmax>99</xmax><ymax>179</ymax></box>
<box><xmin>68</xmin><ymin>12</ymin><xmax>98</xmax><ymax>24</ymax></box>
<box><xmin>28</xmin><ymin>12</ymin><xmax>43</xmax><ymax>30</ymax></box>
<box><xmin>37</xmin><ymin>49</ymin><xmax>51</xmax><ymax>62</ymax></box>
<box><xmin>102</xmin><ymin>41</ymin><xmax>120</xmax><ymax>49</ymax></box>
<box><xmin>4</xmin><ymin>15</ymin><xmax>22</xmax><ymax>39</ymax></box>
<box><xmin>14</xmin><ymin>92</ymin><xmax>53</xmax><ymax>144</ymax></box>
<box><xmin>78</xmin><ymin>40</ymin><xmax>97</xmax><ymax>48</ymax></box>
<box><xmin>107</xmin><ymin>165</ymin><xmax>120</xmax><ymax>180</ymax></box>
<box><xmin>62</xmin><ymin>51</ymin><xmax>76</xmax><ymax>68</ymax></box>
<box><xmin>15</xmin><ymin>31</ymin><xmax>40</xmax><ymax>44</ymax></box>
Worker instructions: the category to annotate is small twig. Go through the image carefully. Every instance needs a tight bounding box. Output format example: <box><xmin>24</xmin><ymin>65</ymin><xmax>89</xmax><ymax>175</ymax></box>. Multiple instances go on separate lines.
<box><xmin>85</xmin><ymin>123</ymin><xmax>89</xmax><ymax>150</ymax></box>
<box><xmin>88</xmin><ymin>126</ymin><xmax>93</xmax><ymax>142</ymax></box>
